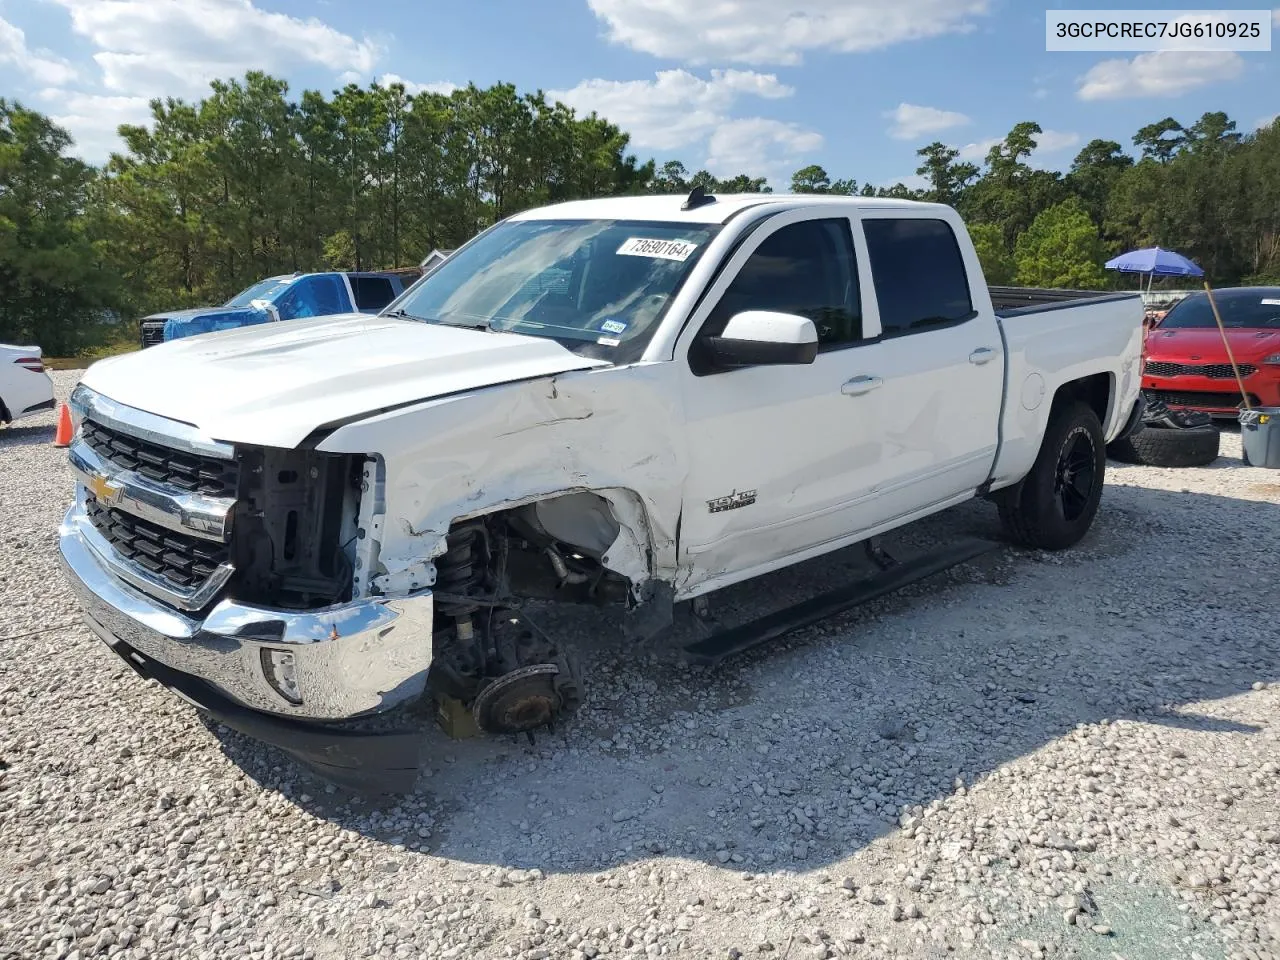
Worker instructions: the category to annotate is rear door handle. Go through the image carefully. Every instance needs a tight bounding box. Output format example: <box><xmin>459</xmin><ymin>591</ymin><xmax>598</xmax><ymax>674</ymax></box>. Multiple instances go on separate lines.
<box><xmin>841</xmin><ymin>375</ymin><xmax>883</xmax><ymax>396</ymax></box>
<box><xmin>969</xmin><ymin>347</ymin><xmax>996</xmax><ymax>365</ymax></box>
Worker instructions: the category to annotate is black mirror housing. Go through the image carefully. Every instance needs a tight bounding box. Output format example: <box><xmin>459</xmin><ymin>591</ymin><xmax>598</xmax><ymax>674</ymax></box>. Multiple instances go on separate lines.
<box><xmin>705</xmin><ymin>336</ymin><xmax>818</xmax><ymax>367</ymax></box>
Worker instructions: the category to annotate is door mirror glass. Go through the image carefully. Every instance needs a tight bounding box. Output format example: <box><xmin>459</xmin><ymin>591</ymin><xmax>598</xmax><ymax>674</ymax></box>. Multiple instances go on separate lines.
<box><xmin>704</xmin><ymin>310</ymin><xmax>818</xmax><ymax>368</ymax></box>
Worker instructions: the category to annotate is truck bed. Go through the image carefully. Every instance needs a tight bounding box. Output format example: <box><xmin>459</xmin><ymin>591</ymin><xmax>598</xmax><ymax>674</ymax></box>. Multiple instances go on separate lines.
<box><xmin>988</xmin><ymin>287</ymin><xmax>1145</xmax><ymax>490</ymax></box>
<box><xmin>990</xmin><ymin>286</ymin><xmax>1139</xmax><ymax>316</ymax></box>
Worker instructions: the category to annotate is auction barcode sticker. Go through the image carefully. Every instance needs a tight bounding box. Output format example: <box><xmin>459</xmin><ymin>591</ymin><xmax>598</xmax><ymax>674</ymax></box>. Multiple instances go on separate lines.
<box><xmin>617</xmin><ymin>237</ymin><xmax>699</xmax><ymax>261</ymax></box>
<box><xmin>1046</xmin><ymin>10</ymin><xmax>1271</xmax><ymax>51</ymax></box>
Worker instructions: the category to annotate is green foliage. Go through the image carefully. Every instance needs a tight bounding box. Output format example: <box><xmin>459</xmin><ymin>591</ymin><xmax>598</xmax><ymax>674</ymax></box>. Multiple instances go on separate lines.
<box><xmin>915</xmin><ymin>142</ymin><xmax>977</xmax><ymax>205</ymax></box>
<box><xmin>959</xmin><ymin>122</ymin><xmax>1069</xmax><ymax>247</ymax></box>
<box><xmin>790</xmin><ymin>164</ymin><xmax>856</xmax><ymax>195</ymax></box>
<box><xmin>817</xmin><ymin>109</ymin><xmax>1279</xmax><ymax>289</ymax></box>
<box><xmin>6</xmin><ymin>79</ymin><xmax>1280</xmax><ymax>358</ymax></box>
<box><xmin>652</xmin><ymin>161</ymin><xmax>770</xmax><ymax>195</ymax></box>
<box><xmin>968</xmin><ymin>222</ymin><xmax>1016</xmax><ymax>285</ymax></box>
<box><xmin>1133</xmin><ymin>118</ymin><xmax>1186</xmax><ymax>163</ymax></box>
<box><xmin>1066</xmin><ymin>139</ymin><xmax>1132</xmax><ymax>229</ymax></box>
<box><xmin>94</xmin><ymin>74</ymin><xmax>661</xmax><ymax>318</ymax></box>
<box><xmin>1014</xmin><ymin>197</ymin><xmax>1107</xmax><ymax>288</ymax></box>
<box><xmin>0</xmin><ymin>99</ymin><xmax>124</xmax><ymax>355</ymax></box>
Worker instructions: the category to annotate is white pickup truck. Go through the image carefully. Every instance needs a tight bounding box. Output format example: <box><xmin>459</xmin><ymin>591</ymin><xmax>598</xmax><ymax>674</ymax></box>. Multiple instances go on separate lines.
<box><xmin>59</xmin><ymin>191</ymin><xmax>1145</xmax><ymax>786</ymax></box>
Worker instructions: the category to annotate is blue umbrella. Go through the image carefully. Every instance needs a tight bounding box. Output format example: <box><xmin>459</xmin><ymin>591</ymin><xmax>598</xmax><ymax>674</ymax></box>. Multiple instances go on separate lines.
<box><xmin>1104</xmin><ymin>246</ymin><xmax>1203</xmax><ymax>276</ymax></box>
<box><xmin>1105</xmin><ymin>247</ymin><xmax>1203</xmax><ymax>292</ymax></box>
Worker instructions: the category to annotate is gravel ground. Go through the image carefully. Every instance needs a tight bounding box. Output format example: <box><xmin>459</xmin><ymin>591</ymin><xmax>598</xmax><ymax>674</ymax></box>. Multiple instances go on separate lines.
<box><xmin>2</xmin><ymin>369</ymin><xmax>1279</xmax><ymax>960</ymax></box>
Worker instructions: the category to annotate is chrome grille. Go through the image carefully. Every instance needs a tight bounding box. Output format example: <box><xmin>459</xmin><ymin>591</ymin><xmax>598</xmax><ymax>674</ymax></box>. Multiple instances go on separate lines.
<box><xmin>85</xmin><ymin>496</ymin><xmax>230</xmax><ymax>588</ymax></box>
<box><xmin>1144</xmin><ymin>360</ymin><xmax>1257</xmax><ymax>379</ymax></box>
<box><xmin>82</xmin><ymin>418</ymin><xmax>238</xmax><ymax>498</ymax></box>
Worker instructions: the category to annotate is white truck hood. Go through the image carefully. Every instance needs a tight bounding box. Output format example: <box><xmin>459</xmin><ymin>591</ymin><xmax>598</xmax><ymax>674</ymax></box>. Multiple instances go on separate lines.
<box><xmin>82</xmin><ymin>313</ymin><xmax>609</xmax><ymax>448</ymax></box>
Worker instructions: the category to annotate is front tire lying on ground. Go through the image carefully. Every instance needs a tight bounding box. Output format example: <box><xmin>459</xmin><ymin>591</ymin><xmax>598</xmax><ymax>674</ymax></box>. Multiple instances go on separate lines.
<box><xmin>1106</xmin><ymin>421</ymin><xmax>1220</xmax><ymax>468</ymax></box>
<box><xmin>997</xmin><ymin>401</ymin><xmax>1106</xmax><ymax>551</ymax></box>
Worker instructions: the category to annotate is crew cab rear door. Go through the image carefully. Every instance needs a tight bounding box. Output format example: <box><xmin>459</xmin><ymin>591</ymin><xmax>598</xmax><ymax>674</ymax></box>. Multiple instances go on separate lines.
<box><xmin>847</xmin><ymin>210</ymin><xmax>1004</xmax><ymax>520</ymax></box>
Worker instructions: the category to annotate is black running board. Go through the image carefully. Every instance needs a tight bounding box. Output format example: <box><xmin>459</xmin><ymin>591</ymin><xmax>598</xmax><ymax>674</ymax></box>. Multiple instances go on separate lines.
<box><xmin>680</xmin><ymin>537</ymin><xmax>1001</xmax><ymax>665</ymax></box>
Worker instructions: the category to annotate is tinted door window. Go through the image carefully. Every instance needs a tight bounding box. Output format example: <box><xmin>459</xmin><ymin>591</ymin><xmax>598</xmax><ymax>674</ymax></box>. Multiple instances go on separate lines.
<box><xmin>863</xmin><ymin>219</ymin><xmax>973</xmax><ymax>336</ymax></box>
<box><xmin>351</xmin><ymin>276</ymin><xmax>397</xmax><ymax>311</ymax></box>
<box><xmin>275</xmin><ymin>275</ymin><xmax>350</xmax><ymax>321</ymax></box>
<box><xmin>701</xmin><ymin>218</ymin><xmax>861</xmax><ymax>355</ymax></box>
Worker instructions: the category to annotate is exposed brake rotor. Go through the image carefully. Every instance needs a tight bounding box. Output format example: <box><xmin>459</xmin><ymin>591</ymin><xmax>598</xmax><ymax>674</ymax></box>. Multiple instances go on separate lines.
<box><xmin>471</xmin><ymin>664</ymin><xmax>563</xmax><ymax>735</ymax></box>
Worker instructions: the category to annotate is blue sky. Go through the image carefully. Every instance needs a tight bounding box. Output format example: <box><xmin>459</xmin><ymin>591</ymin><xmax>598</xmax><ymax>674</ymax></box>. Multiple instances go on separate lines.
<box><xmin>2</xmin><ymin>0</ymin><xmax>1277</xmax><ymax>189</ymax></box>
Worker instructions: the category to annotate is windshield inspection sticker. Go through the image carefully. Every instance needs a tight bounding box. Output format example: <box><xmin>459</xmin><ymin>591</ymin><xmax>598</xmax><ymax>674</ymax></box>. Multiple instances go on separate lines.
<box><xmin>600</xmin><ymin>318</ymin><xmax>628</xmax><ymax>334</ymax></box>
<box><xmin>617</xmin><ymin>237</ymin><xmax>699</xmax><ymax>261</ymax></box>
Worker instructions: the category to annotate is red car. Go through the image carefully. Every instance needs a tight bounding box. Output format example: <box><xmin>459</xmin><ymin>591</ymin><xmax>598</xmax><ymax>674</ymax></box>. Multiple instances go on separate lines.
<box><xmin>1142</xmin><ymin>286</ymin><xmax>1280</xmax><ymax>417</ymax></box>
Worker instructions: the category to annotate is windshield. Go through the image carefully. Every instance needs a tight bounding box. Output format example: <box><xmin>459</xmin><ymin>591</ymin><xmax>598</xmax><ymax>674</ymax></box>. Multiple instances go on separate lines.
<box><xmin>224</xmin><ymin>277</ymin><xmax>294</xmax><ymax>308</ymax></box>
<box><xmin>385</xmin><ymin>219</ymin><xmax>720</xmax><ymax>360</ymax></box>
<box><xmin>1159</xmin><ymin>290</ymin><xmax>1280</xmax><ymax>330</ymax></box>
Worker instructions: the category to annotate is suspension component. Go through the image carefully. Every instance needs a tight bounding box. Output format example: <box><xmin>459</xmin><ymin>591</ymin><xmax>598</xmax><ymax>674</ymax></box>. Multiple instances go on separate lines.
<box><xmin>434</xmin><ymin>523</ymin><xmax>489</xmax><ymax>618</ymax></box>
<box><xmin>426</xmin><ymin>517</ymin><xmax>587</xmax><ymax>739</ymax></box>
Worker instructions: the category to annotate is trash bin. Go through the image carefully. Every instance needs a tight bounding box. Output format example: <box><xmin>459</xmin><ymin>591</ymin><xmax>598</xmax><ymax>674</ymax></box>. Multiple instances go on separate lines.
<box><xmin>1239</xmin><ymin>407</ymin><xmax>1280</xmax><ymax>468</ymax></box>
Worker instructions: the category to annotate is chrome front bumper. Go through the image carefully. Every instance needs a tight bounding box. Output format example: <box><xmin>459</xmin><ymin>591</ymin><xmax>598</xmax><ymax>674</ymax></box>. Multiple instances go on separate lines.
<box><xmin>58</xmin><ymin>502</ymin><xmax>435</xmax><ymax>721</ymax></box>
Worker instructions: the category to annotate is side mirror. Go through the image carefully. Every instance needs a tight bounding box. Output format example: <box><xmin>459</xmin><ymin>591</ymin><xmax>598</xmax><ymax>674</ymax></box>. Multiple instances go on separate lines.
<box><xmin>249</xmin><ymin>298</ymin><xmax>282</xmax><ymax>323</ymax></box>
<box><xmin>704</xmin><ymin>311</ymin><xmax>818</xmax><ymax>368</ymax></box>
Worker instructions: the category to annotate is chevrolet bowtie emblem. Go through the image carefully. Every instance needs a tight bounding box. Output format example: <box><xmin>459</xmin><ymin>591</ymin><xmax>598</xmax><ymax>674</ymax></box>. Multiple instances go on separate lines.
<box><xmin>87</xmin><ymin>471</ymin><xmax>124</xmax><ymax>505</ymax></box>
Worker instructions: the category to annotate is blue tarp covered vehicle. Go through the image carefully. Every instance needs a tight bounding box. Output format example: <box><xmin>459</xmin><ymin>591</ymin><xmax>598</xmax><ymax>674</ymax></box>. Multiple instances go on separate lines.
<box><xmin>139</xmin><ymin>270</ymin><xmax>422</xmax><ymax>348</ymax></box>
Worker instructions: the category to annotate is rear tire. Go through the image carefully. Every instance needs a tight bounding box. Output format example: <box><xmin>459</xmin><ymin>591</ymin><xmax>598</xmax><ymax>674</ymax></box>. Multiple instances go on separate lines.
<box><xmin>1107</xmin><ymin>422</ymin><xmax>1220</xmax><ymax>468</ymax></box>
<box><xmin>998</xmin><ymin>401</ymin><xmax>1106</xmax><ymax>551</ymax></box>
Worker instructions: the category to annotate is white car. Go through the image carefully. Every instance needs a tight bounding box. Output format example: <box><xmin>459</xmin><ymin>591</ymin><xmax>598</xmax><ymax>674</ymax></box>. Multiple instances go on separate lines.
<box><xmin>0</xmin><ymin>344</ymin><xmax>55</xmax><ymax>425</ymax></box>
<box><xmin>59</xmin><ymin>191</ymin><xmax>1146</xmax><ymax>788</ymax></box>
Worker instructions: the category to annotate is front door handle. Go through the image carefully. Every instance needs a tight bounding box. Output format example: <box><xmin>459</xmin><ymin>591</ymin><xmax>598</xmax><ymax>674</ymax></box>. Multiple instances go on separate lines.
<box><xmin>969</xmin><ymin>347</ymin><xmax>997</xmax><ymax>365</ymax></box>
<box><xmin>841</xmin><ymin>375</ymin><xmax>883</xmax><ymax>396</ymax></box>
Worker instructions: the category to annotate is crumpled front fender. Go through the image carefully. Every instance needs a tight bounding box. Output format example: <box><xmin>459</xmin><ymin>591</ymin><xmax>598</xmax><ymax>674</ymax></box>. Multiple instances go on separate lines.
<box><xmin>316</xmin><ymin>363</ymin><xmax>688</xmax><ymax>597</ymax></box>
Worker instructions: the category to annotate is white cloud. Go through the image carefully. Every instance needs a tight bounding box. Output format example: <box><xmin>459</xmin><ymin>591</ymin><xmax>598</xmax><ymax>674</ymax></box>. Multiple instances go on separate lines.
<box><xmin>20</xmin><ymin>0</ymin><xmax>380</xmax><ymax>160</ymax></box>
<box><xmin>48</xmin><ymin>0</ymin><xmax>380</xmax><ymax>98</ymax></box>
<box><xmin>550</xmin><ymin>69</ymin><xmax>793</xmax><ymax>151</ymax></box>
<box><xmin>956</xmin><ymin>137</ymin><xmax>1000</xmax><ymax>162</ymax></box>
<box><xmin>1258</xmin><ymin>113</ymin><xmax>1279</xmax><ymax>130</ymax></box>
<box><xmin>40</xmin><ymin>90</ymin><xmax>151</xmax><ymax>159</ymax></box>
<box><xmin>1076</xmin><ymin>51</ymin><xmax>1243</xmax><ymax>100</ymax></box>
<box><xmin>885</xmin><ymin>103</ymin><xmax>970</xmax><ymax>141</ymax></box>
<box><xmin>377</xmin><ymin>74</ymin><xmax>457</xmax><ymax>97</ymax></box>
<box><xmin>550</xmin><ymin>69</ymin><xmax>817</xmax><ymax>180</ymax></box>
<box><xmin>0</xmin><ymin>15</ymin><xmax>78</xmax><ymax>85</ymax></box>
<box><xmin>587</xmin><ymin>0</ymin><xmax>991</xmax><ymax>65</ymax></box>
<box><xmin>1034</xmin><ymin>129</ymin><xmax>1080</xmax><ymax>154</ymax></box>
<box><xmin>705</xmin><ymin>117</ymin><xmax>823</xmax><ymax>180</ymax></box>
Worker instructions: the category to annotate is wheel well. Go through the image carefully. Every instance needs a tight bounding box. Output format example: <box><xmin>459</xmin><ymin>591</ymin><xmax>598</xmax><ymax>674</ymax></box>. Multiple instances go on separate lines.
<box><xmin>1051</xmin><ymin>373</ymin><xmax>1112</xmax><ymax>427</ymax></box>
<box><xmin>433</xmin><ymin>489</ymin><xmax>654</xmax><ymax>609</ymax></box>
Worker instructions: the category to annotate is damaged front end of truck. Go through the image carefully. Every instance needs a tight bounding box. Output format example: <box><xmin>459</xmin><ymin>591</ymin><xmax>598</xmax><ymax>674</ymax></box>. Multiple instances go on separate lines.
<box><xmin>57</xmin><ymin>364</ymin><xmax>681</xmax><ymax>792</ymax></box>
